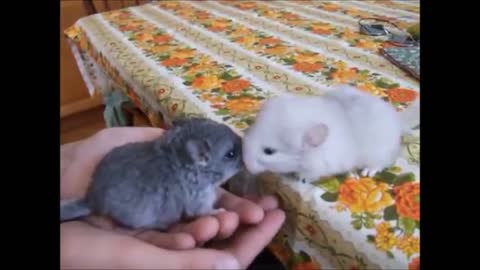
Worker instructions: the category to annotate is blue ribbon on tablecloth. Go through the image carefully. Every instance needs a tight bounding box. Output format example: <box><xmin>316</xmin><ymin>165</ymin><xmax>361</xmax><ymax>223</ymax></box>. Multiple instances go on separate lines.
<box><xmin>102</xmin><ymin>90</ymin><xmax>132</xmax><ymax>127</ymax></box>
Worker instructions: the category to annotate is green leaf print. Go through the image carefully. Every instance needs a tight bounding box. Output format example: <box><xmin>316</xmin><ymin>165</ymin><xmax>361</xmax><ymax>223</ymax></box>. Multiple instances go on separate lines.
<box><xmin>365</xmin><ymin>216</ymin><xmax>375</xmax><ymax>229</ymax></box>
<box><xmin>216</xmin><ymin>108</ymin><xmax>229</xmax><ymax>115</ymax></box>
<box><xmin>351</xmin><ymin>219</ymin><xmax>362</xmax><ymax>230</ymax></box>
<box><xmin>313</xmin><ymin>177</ymin><xmax>340</xmax><ymax>193</ymax></box>
<box><xmin>374</xmin><ymin>171</ymin><xmax>397</xmax><ymax>184</ymax></box>
<box><xmin>374</xmin><ymin>78</ymin><xmax>398</xmax><ymax>89</ymax></box>
<box><xmin>400</xmin><ymin>217</ymin><xmax>416</xmax><ymax>236</ymax></box>
<box><xmin>282</xmin><ymin>57</ymin><xmax>296</xmax><ymax>65</ymax></box>
<box><xmin>394</xmin><ymin>173</ymin><xmax>416</xmax><ymax>186</ymax></box>
<box><xmin>384</xmin><ymin>205</ymin><xmax>398</xmax><ymax>221</ymax></box>
<box><xmin>320</xmin><ymin>192</ymin><xmax>338</xmax><ymax>202</ymax></box>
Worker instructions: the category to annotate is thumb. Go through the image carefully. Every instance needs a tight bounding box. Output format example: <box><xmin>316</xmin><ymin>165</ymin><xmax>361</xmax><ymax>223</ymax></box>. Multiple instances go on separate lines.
<box><xmin>124</xmin><ymin>245</ymin><xmax>240</xmax><ymax>269</ymax></box>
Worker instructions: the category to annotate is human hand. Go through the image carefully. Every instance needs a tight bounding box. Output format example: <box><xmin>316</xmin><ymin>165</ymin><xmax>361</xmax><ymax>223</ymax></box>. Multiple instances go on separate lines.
<box><xmin>61</xmin><ymin>202</ymin><xmax>285</xmax><ymax>269</ymax></box>
<box><xmin>60</xmin><ymin>127</ymin><xmax>285</xmax><ymax>269</ymax></box>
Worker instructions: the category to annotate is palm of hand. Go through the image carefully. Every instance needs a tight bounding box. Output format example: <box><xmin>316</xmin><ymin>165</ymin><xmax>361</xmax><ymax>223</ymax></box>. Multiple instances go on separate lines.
<box><xmin>60</xmin><ymin>127</ymin><xmax>285</xmax><ymax>269</ymax></box>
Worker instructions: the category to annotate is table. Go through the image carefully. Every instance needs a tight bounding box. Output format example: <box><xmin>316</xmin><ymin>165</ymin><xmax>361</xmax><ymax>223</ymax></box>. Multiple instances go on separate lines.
<box><xmin>65</xmin><ymin>1</ymin><xmax>420</xmax><ymax>269</ymax></box>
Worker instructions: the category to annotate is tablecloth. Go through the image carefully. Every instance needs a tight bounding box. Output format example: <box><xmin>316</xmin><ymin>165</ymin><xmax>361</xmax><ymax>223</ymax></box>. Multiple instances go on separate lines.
<box><xmin>65</xmin><ymin>1</ymin><xmax>420</xmax><ymax>269</ymax></box>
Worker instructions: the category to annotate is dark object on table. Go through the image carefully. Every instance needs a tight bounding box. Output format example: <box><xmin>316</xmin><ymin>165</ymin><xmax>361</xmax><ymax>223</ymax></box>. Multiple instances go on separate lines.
<box><xmin>359</xmin><ymin>18</ymin><xmax>418</xmax><ymax>47</ymax></box>
<box><xmin>248</xmin><ymin>248</ymin><xmax>286</xmax><ymax>270</ymax></box>
<box><xmin>381</xmin><ymin>46</ymin><xmax>420</xmax><ymax>80</ymax></box>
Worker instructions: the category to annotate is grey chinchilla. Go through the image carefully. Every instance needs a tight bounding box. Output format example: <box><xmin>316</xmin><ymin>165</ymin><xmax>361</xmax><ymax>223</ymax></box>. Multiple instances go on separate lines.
<box><xmin>60</xmin><ymin>117</ymin><xmax>243</xmax><ymax>230</ymax></box>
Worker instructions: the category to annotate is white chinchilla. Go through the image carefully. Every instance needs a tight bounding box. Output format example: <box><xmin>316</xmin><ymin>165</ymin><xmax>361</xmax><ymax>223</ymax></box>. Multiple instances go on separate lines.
<box><xmin>242</xmin><ymin>85</ymin><xmax>419</xmax><ymax>182</ymax></box>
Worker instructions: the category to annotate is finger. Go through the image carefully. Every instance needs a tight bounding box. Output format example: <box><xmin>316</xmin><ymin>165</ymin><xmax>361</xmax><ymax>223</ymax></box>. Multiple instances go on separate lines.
<box><xmin>215</xmin><ymin>209</ymin><xmax>286</xmax><ymax>269</ymax></box>
<box><xmin>213</xmin><ymin>211</ymin><xmax>239</xmax><ymax>240</ymax></box>
<box><xmin>61</xmin><ymin>221</ymin><xmax>239</xmax><ymax>270</ymax></box>
<box><xmin>135</xmin><ymin>231</ymin><xmax>195</xmax><ymax>250</ymax></box>
<box><xmin>216</xmin><ymin>189</ymin><xmax>264</xmax><ymax>224</ymax></box>
<box><xmin>253</xmin><ymin>195</ymin><xmax>279</xmax><ymax>211</ymax></box>
<box><xmin>168</xmin><ymin>216</ymin><xmax>219</xmax><ymax>244</ymax></box>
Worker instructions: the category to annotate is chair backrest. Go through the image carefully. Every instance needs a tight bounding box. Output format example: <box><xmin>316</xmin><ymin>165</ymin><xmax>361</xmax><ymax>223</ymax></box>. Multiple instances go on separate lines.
<box><xmin>83</xmin><ymin>0</ymin><xmax>150</xmax><ymax>15</ymax></box>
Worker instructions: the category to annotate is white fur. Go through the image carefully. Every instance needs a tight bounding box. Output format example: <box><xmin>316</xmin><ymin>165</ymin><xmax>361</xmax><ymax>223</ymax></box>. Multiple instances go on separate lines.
<box><xmin>243</xmin><ymin>85</ymin><xmax>418</xmax><ymax>181</ymax></box>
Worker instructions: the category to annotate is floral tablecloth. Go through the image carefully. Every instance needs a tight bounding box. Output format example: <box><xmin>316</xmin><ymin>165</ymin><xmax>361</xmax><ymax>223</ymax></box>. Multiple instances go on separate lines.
<box><xmin>65</xmin><ymin>1</ymin><xmax>420</xmax><ymax>269</ymax></box>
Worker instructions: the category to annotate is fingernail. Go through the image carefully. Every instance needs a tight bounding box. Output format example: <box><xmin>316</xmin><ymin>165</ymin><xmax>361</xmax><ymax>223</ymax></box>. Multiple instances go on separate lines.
<box><xmin>214</xmin><ymin>257</ymin><xmax>240</xmax><ymax>270</ymax></box>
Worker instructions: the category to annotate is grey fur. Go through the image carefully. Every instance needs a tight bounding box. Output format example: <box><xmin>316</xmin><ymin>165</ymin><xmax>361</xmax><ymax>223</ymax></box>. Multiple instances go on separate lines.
<box><xmin>60</xmin><ymin>117</ymin><xmax>243</xmax><ymax>230</ymax></box>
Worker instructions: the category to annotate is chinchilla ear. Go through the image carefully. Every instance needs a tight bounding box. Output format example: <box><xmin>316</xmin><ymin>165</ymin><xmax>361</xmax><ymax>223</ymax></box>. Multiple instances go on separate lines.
<box><xmin>302</xmin><ymin>123</ymin><xmax>329</xmax><ymax>148</ymax></box>
<box><xmin>185</xmin><ymin>139</ymin><xmax>211</xmax><ymax>166</ymax></box>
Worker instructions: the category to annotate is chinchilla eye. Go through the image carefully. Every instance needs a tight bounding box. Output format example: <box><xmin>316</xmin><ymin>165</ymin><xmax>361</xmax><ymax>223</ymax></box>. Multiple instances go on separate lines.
<box><xmin>263</xmin><ymin>147</ymin><xmax>276</xmax><ymax>155</ymax></box>
<box><xmin>225</xmin><ymin>149</ymin><xmax>236</xmax><ymax>159</ymax></box>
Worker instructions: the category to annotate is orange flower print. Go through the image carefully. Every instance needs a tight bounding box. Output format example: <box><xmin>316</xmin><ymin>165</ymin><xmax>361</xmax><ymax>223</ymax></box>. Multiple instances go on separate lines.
<box><xmin>120</xmin><ymin>24</ymin><xmax>138</xmax><ymax>31</ymax></box>
<box><xmin>211</xmin><ymin>19</ymin><xmax>231</xmax><ymax>28</ymax></box>
<box><xmin>259</xmin><ymin>37</ymin><xmax>281</xmax><ymax>45</ymax></box>
<box><xmin>334</xmin><ymin>60</ymin><xmax>348</xmax><ymax>69</ymax></box>
<box><xmin>331</xmin><ymin>68</ymin><xmax>359</xmax><ymax>83</ymax></box>
<box><xmin>342</xmin><ymin>30</ymin><xmax>359</xmax><ymax>40</ymax></box>
<box><xmin>238</xmin><ymin>2</ymin><xmax>257</xmax><ymax>10</ymax></box>
<box><xmin>161</xmin><ymin>2</ymin><xmax>180</xmax><ymax>9</ymax></box>
<box><xmin>195</xmin><ymin>11</ymin><xmax>210</xmax><ymax>19</ymax></box>
<box><xmin>282</xmin><ymin>12</ymin><xmax>299</xmax><ymax>20</ymax></box>
<box><xmin>376</xmin><ymin>222</ymin><xmax>391</xmax><ymax>235</ymax></box>
<box><xmin>293</xmin><ymin>62</ymin><xmax>323</xmax><ymax>73</ymax></box>
<box><xmin>161</xmin><ymin>57</ymin><xmax>187</xmax><ymax>67</ymax></box>
<box><xmin>135</xmin><ymin>32</ymin><xmax>154</xmax><ymax>42</ymax></box>
<box><xmin>397</xmin><ymin>235</ymin><xmax>420</xmax><ymax>257</ymax></box>
<box><xmin>409</xmin><ymin>257</ymin><xmax>420</xmax><ymax>270</ymax></box>
<box><xmin>150</xmin><ymin>45</ymin><xmax>171</xmax><ymax>53</ymax></box>
<box><xmin>394</xmin><ymin>182</ymin><xmax>420</xmax><ymax>221</ymax></box>
<box><xmin>289</xmin><ymin>19</ymin><xmax>307</xmax><ymax>26</ymax></box>
<box><xmin>355</xmin><ymin>39</ymin><xmax>379</xmax><ymax>50</ymax></box>
<box><xmin>387</xmin><ymin>88</ymin><xmax>418</xmax><ymax>103</ymax></box>
<box><xmin>208</xmin><ymin>26</ymin><xmax>226</xmax><ymax>32</ymax></box>
<box><xmin>265</xmin><ymin>46</ymin><xmax>289</xmax><ymax>55</ymax></box>
<box><xmin>177</xmin><ymin>9</ymin><xmax>194</xmax><ymax>17</ymax></box>
<box><xmin>192</xmin><ymin>75</ymin><xmax>222</xmax><ymax>91</ymax></box>
<box><xmin>222</xmin><ymin>79</ymin><xmax>251</xmax><ymax>93</ymax></box>
<box><xmin>170</xmin><ymin>49</ymin><xmax>196</xmax><ymax>59</ymax></box>
<box><xmin>186</xmin><ymin>63</ymin><xmax>215</xmax><ymax>75</ymax></box>
<box><xmin>375</xmin><ymin>222</ymin><xmax>397</xmax><ymax>251</ymax></box>
<box><xmin>338</xmin><ymin>178</ymin><xmax>393</xmax><ymax>213</ymax></box>
<box><xmin>357</xmin><ymin>82</ymin><xmax>384</xmax><ymax>96</ymax></box>
<box><xmin>294</xmin><ymin>53</ymin><xmax>324</xmax><ymax>64</ymax></box>
<box><xmin>345</xmin><ymin>8</ymin><xmax>369</xmax><ymax>19</ymax></box>
<box><xmin>225</xmin><ymin>97</ymin><xmax>260</xmax><ymax>115</ymax></box>
<box><xmin>322</xmin><ymin>3</ymin><xmax>340</xmax><ymax>12</ymax></box>
<box><xmin>236</xmin><ymin>35</ymin><xmax>257</xmax><ymax>47</ymax></box>
<box><xmin>200</xmin><ymin>93</ymin><xmax>223</xmax><ymax>103</ymax></box>
<box><xmin>311</xmin><ymin>24</ymin><xmax>334</xmax><ymax>35</ymax></box>
<box><xmin>231</xmin><ymin>26</ymin><xmax>252</xmax><ymax>37</ymax></box>
<box><xmin>153</xmin><ymin>34</ymin><xmax>172</xmax><ymax>44</ymax></box>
